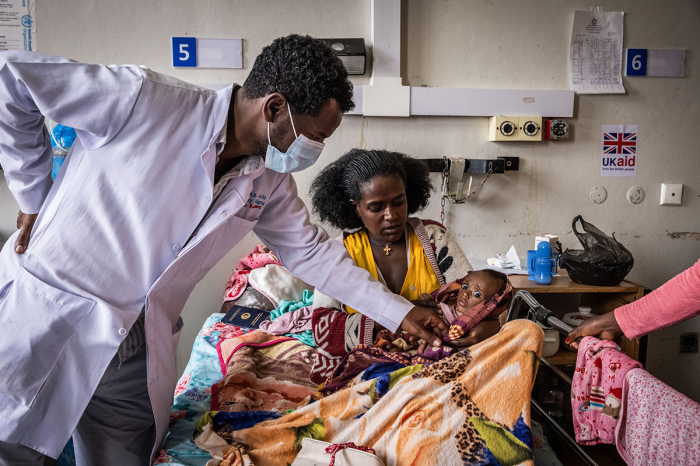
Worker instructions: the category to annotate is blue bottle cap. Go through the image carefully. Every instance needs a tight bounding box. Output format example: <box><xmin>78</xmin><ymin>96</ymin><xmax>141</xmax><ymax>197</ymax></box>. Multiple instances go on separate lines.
<box><xmin>536</xmin><ymin>241</ymin><xmax>552</xmax><ymax>257</ymax></box>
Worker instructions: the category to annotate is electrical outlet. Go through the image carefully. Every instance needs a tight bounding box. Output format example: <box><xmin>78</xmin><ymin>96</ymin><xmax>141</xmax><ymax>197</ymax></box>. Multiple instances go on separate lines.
<box><xmin>545</xmin><ymin>119</ymin><xmax>569</xmax><ymax>140</ymax></box>
<box><xmin>488</xmin><ymin>116</ymin><xmax>518</xmax><ymax>141</ymax></box>
<box><xmin>590</xmin><ymin>186</ymin><xmax>607</xmax><ymax>204</ymax></box>
<box><xmin>660</xmin><ymin>183</ymin><xmax>683</xmax><ymax>206</ymax></box>
<box><xmin>680</xmin><ymin>332</ymin><xmax>699</xmax><ymax>353</ymax></box>
<box><xmin>518</xmin><ymin>117</ymin><xmax>543</xmax><ymax>141</ymax></box>
<box><xmin>627</xmin><ymin>186</ymin><xmax>645</xmax><ymax>204</ymax></box>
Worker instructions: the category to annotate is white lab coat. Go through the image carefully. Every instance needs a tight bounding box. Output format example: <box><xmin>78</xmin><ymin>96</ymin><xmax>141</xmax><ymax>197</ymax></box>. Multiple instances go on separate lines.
<box><xmin>0</xmin><ymin>51</ymin><xmax>413</xmax><ymax>459</ymax></box>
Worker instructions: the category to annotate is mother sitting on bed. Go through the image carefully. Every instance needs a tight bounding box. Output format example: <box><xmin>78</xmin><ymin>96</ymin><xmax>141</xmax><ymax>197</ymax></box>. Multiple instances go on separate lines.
<box><xmin>310</xmin><ymin>148</ymin><xmax>500</xmax><ymax>347</ymax></box>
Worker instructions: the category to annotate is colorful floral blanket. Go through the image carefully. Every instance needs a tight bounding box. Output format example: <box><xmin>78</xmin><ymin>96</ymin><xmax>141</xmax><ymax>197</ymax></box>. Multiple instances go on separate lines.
<box><xmin>195</xmin><ymin>319</ymin><xmax>543</xmax><ymax>466</ymax></box>
<box><xmin>212</xmin><ymin>330</ymin><xmax>321</xmax><ymax>414</ymax></box>
<box><xmin>155</xmin><ymin>314</ymin><xmax>251</xmax><ymax>465</ymax></box>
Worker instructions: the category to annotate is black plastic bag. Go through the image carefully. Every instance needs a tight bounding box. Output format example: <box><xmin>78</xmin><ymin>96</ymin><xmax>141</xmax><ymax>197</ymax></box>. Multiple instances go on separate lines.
<box><xmin>559</xmin><ymin>216</ymin><xmax>634</xmax><ymax>286</ymax></box>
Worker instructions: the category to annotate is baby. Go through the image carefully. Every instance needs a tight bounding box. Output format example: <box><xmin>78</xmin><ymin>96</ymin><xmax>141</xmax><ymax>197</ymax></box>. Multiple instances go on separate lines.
<box><xmin>422</xmin><ymin>269</ymin><xmax>512</xmax><ymax>335</ymax></box>
<box><xmin>376</xmin><ymin>270</ymin><xmax>512</xmax><ymax>355</ymax></box>
<box><xmin>310</xmin><ymin>272</ymin><xmax>513</xmax><ymax>387</ymax></box>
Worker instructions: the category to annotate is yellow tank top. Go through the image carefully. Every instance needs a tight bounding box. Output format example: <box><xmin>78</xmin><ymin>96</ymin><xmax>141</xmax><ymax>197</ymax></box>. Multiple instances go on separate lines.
<box><xmin>343</xmin><ymin>225</ymin><xmax>440</xmax><ymax>314</ymax></box>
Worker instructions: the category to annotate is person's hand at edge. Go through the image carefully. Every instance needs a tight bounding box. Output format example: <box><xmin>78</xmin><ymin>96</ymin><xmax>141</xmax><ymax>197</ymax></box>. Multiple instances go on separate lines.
<box><xmin>566</xmin><ymin>312</ymin><xmax>623</xmax><ymax>349</ymax></box>
<box><xmin>15</xmin><ymin>210</ymin><xmax>38</xmax><ymax>254</ymax></box>
<box><xmin>400</xmin><ymin>306</ymin><xmax>448</xmax><ymax>349</ymax></box>
<box><xmin>403</xmin><ymin>300</ymin><xmax>442</xmax><ymax>346</ymax></box>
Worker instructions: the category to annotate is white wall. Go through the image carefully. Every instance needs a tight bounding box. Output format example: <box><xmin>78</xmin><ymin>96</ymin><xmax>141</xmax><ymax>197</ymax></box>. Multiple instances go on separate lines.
<box><xmin>1</xmin><ymin>0</ymin><xmax>698</xmax><ymax>400</ymax></box>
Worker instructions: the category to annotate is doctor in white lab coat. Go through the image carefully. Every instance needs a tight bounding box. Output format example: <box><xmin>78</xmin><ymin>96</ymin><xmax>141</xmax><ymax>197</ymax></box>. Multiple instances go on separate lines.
<box><xmin>0</xmin><ymin>35</ymin><xmax>448</xmax><ymax>465</ymax></box>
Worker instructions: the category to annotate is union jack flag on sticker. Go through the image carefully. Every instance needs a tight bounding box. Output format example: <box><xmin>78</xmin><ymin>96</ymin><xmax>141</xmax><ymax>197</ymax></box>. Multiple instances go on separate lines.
<box><xmin>603</xmin><ymin>132</ymin><xmax>637</xmax><ymax>155</ymax></box>
<box><xmin>601</xmin><ymin>125</ymin><xmax>637</xmax><ymax>177</ymax></box>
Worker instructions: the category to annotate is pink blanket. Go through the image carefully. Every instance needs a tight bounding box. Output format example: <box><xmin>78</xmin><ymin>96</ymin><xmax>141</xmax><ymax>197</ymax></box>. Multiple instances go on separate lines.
<box><xmin>258</xmin><ymin>306</ymin><xmax>314</xmax><ymax>335</ymax></box>
<box><xmin>224</xmin><ymin>245</ymin><xmax>282</xmax><ymax>302</ymax></box>
<box><xmin>615</xmin><ymin>368</ymin><xmax>700</xmax><ymax>465</ymax></box>
<box><xmin>571</xmin><ymin>336</ymin><xmax>642</xmax><ymax>445</ymax></box>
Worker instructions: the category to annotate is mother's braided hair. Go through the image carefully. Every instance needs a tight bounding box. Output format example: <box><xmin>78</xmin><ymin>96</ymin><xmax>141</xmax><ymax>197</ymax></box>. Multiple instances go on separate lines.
<box><xmin>310</xmin><ymin>148</ymin><xmax>433</xmax><ymax>230</ymax></box>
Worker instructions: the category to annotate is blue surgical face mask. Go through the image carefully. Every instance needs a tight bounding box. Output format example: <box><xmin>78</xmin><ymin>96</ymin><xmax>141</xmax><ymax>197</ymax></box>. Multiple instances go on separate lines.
<box><xmin>265</xmin><ymin>103</ymin><xmax>325</xmax><ymax>173</ymax></box>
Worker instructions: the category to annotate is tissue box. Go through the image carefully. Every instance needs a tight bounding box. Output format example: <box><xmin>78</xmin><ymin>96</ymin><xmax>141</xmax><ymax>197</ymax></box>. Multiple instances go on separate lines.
<box><xmin>535</xmin><ymin>235</ymin><xmax>558</xmax><ymax>250</ymax></box>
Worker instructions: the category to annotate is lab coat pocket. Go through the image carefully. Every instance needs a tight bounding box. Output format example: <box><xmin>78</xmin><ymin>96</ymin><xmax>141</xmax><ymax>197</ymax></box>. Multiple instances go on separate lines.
<box><xmin>200</xmin><ymin>216</ymin><xmax>259</xmax><ymax>269</ymax></box>
<box><xmin>0</xmin><ymin>267</ymin><xmax>95</xmax><ymax>407</ymax></box>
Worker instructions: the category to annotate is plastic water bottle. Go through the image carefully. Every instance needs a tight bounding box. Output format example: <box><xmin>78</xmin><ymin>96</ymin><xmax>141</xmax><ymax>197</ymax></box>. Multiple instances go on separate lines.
<box><xmin>50</xmin><ymin>124</ymin><xmax>77</xmax><ymax>180</ymax></box>
<box><xmin>533</xmin><ymin>241</ymin><xmax>558</xmax><ymax>285</ymax></box>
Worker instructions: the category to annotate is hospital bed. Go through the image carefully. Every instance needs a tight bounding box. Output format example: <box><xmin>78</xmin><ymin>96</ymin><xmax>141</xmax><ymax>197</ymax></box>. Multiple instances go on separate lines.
<box><xmin>506</xmin><ymin>290</ymin><xmax>626</xmax><ymax>466</ymax></box>
<box><xmin>154</xmin><ymin>292</ymin><xmax>628</xmax><ymax>466</ymax></box>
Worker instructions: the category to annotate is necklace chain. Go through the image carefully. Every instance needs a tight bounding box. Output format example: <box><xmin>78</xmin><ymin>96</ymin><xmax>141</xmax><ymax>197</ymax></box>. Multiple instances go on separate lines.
<box><xmin>368</xmin><ymin>236</ymin><xmax>397</xmax><ymax>249</ymax></box>
<box><xmin>368</xmin><ymin>233</ymin><xmax>402</xmax><ymax>257</ymax></box>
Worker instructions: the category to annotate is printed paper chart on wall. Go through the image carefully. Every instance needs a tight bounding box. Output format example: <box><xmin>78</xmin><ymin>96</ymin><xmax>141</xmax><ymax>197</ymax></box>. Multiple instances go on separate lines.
<box><xmin>570</xmin><ymin>10</ymin><xmax>625</xmax><ymax>94</ymax></box>
<box><xmin>0</xmin><ymin>0</ymin><xmax>36</xmax><ymax>52</ymax></box>
<box><xmin>601</xmin><ymin>125</ymin><xmax>637</xmax><ymax>177</ymax></box>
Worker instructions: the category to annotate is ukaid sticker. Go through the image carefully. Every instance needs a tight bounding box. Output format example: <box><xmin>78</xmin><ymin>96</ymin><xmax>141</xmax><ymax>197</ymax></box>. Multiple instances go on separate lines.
<box><xmin>601</xmin><ymin>125</ymin><xmax>637</xmax><ymax>177</ymax></box>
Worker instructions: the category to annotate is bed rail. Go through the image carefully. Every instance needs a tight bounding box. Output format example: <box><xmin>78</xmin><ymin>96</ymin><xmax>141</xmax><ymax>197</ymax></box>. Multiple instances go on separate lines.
<box><xmin>505</xmin><ymin>290</ymin><xmax>573</xmax><ymax>337</ymax></box>
<box><xmin>505</xmin><ymin>290</ymin><xmax>600</xmax><ymax>466</ymax></box>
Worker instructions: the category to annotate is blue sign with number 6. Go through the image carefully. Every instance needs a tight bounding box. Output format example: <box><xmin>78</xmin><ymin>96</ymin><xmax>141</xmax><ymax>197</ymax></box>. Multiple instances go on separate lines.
<box><xmin>172</xmin><ymin>37</ymin><xmax>196</xmax><ymax>67</ymax></box>
<box><xmin>626</xmin><ymin>49</ymin><xmax>647</xmax><ymax>76</ymax></box>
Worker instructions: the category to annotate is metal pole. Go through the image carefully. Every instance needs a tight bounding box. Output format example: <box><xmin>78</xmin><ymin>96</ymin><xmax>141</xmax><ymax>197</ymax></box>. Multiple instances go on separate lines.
<box><xmin>541</xmin><ymin>357</ymin><xmax>572</xmax><ymax>385</ymax></box>
<box><xmin>531</xmin><ymin>399</ymin><xmax>600</xmax><ymax>466</ymax></box>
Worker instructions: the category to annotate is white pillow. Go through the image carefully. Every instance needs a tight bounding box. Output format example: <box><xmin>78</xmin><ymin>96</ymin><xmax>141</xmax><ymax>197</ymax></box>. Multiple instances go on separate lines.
<box><xmin>248</xmin><ymin>264</ymin><xmax>313</xmax><ymax>307</ymax></box>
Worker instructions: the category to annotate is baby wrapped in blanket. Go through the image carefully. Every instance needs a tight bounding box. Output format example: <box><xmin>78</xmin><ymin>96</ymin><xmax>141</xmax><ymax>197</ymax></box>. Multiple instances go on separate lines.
<box><xmin>311</xmin><ymin>270</ymin><xmax>514</xmax><ymax>392</ymax></box>
<box><xmin>434</xmin><ymin>269</ymin><xmax>513</xmax><ymax>340</ymax></box>
<box><xmin>378</xmin><ymin>269</ymin><xmax>513</xmax><ymax>359</ymax></box>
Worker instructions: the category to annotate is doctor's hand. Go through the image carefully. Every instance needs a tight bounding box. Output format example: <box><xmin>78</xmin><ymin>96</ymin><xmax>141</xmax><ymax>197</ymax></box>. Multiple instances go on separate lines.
<box><xmin>409</xmin><ymin>298</ymin><xmax>440</xmax><ymax>309</ymax></box>
<box><xmin>400</xmin><ymin>306</ymin><xmax>448</xmax><ymax>349</ymax></box>
<box><xmin>566</xmin><ymin>312</ymin><xmax>623</xmax><ymax>349</ymax></box>
<box><xmin>15</xmin><ymin>210</ymin><xmax>38</xmax><ymax>254</ymax></box>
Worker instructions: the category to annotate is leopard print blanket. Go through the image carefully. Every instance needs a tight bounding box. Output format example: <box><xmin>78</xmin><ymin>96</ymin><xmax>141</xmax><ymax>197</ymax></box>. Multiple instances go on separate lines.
<box><xmin>195</xmin><ymin>319</ymin><xmax>543</xmax><ymax>466</ymax></box>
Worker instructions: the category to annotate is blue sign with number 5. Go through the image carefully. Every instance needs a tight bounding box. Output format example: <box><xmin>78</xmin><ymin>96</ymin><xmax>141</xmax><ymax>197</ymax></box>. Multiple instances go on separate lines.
<box><xmin>626</xmin><ymin>49</ymin><xmax>647</xmax><ymax>76</ymax></box>
<box><xmin>172</xmin><ymin>37</ymin><xmax>196</xmax><ymax>67</ymax></box>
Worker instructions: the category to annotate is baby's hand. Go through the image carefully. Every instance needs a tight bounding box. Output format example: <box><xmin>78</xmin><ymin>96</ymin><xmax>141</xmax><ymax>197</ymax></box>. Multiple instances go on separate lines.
<box><xmin>418</xmin><ymin>293</ymin><xmax>434</xmax><ymax>301</ymax></box>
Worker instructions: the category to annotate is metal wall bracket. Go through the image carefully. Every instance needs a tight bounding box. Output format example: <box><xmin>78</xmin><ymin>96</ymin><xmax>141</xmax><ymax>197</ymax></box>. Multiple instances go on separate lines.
<box><xmin>499</xmin><ymin>157</ymin><xmax>519</xmax><ymax>171</ymax></box>
<box><xmin>426</xmin><ymin>157</ymin><xmax>519</xmax><ymax>174</ymax></box>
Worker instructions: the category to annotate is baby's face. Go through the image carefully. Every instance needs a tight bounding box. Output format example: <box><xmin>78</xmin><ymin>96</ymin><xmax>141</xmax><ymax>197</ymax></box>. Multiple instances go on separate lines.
<box><xmin>456</xmin><ymin>272</ymin><xmax>502</xmax><ymax>313</ymax></box>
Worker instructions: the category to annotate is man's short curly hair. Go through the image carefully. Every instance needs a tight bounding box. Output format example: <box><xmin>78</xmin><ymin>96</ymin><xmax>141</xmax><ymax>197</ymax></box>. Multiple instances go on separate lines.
<box><xmin>311</xmin><ymin>149</ymin><xmax>433</xmax><ymax>230</ymax></box>
<box><xmin>242</xmin><ymin>34</ymin><xmax>355</xmax><ymax>116</ymax></box>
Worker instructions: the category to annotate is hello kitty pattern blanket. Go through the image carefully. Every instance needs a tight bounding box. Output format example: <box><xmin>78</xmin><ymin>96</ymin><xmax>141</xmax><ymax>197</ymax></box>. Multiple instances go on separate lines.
<box><xmin>571</xmin><ymin>337</ymin><xmax>642</xmax><ymax>445</ymax></box>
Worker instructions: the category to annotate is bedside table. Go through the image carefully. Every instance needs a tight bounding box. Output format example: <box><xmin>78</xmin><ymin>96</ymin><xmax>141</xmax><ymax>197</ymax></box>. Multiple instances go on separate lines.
<box><xmin>507</xmin><ymin>270</ymin><xmax>646</xmax><ymax>365</ymax></box>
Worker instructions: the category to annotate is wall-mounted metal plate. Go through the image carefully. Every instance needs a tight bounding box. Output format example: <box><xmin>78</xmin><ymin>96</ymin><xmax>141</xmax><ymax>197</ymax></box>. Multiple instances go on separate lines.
<box><xmin>425</xmin><ymin>157</ymin><xmax>519</xmax><ymax>175</ymax></box>
<box><xmin>316</xmin><ymin>38</ymin><xmax>367</xmax><ymax>75</ymax></box>
<box><xmin>499</xmin><ymin>157</ymin><xmax>520</xmax><ymax>171</ymax></box>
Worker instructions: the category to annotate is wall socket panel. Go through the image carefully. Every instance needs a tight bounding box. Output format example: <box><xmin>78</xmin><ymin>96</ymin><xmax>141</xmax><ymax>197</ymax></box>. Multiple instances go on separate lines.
<box><xmin>488</xmin><ymin>116</ymin><xmax>542</xmax><ymax>141</ymax></box>
<box><xmin>660</xmin><ymin>183</ymin><xmax>683</xmax><ymax>205</ymax></box>
<box><xmin>518</xmin><ymin>116</ymin><xmax>543</xmax><ymax>141</ymax></box>
<box><xmin>680</xmin><ymin>332</ymin><xmax>699</xmax><ymax>353</ymax></box>
<box><xmin>488</xmin><ymin>116</ymin><xmax>518</xmax><ymax>141</ymax></box>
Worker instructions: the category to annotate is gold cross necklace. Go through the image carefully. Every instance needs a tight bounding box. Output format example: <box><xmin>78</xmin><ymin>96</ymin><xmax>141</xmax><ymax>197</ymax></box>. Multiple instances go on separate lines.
<box><xmin>370</xmin><ymin>238</ymin><xmax>395</xmax><ymax>256</ymax></box>
<box><xmin>369</xmin><ymin>231</ymin><xmax>402</xmax><ymax>256</ymax></box>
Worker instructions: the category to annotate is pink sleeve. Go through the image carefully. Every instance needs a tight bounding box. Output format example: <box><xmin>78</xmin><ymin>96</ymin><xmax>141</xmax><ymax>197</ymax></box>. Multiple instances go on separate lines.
<box><xmin>615</xmin><ymin>258</ymin><xmax>700</xmax><ymax>339</ymax></box>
